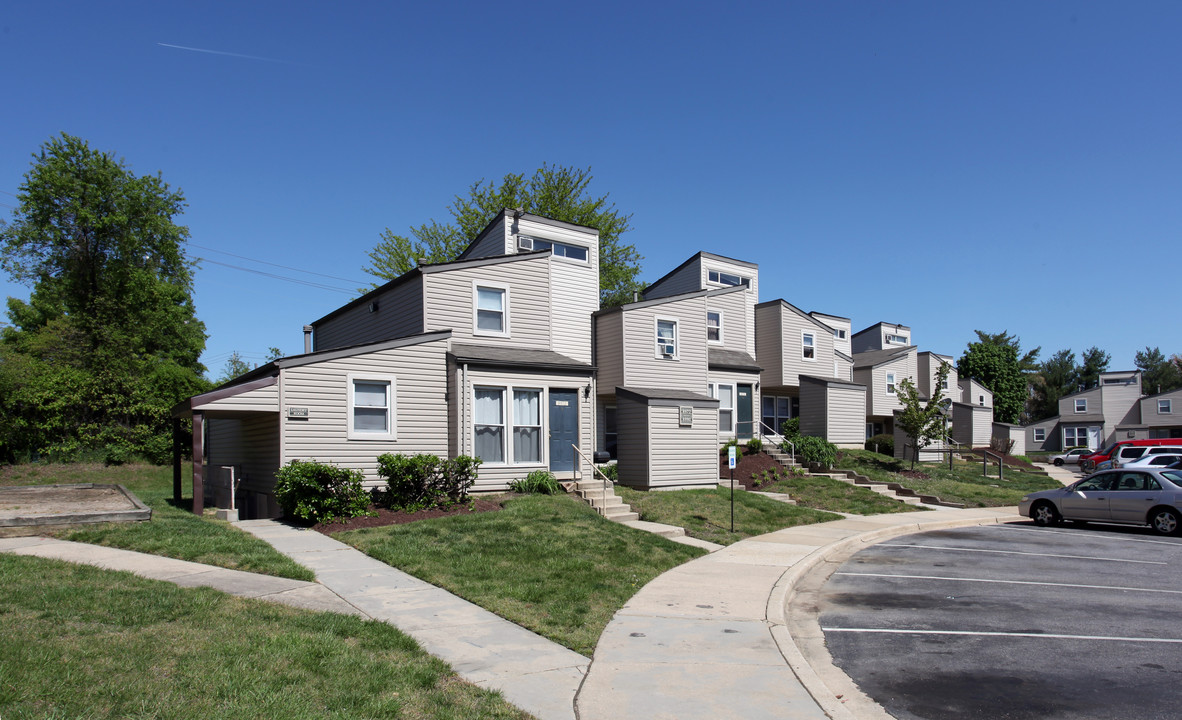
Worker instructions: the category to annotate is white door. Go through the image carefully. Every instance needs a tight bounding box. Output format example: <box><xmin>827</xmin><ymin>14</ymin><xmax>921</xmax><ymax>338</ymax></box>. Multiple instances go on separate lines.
<box><xmin>1087</xmin><ymin>426</ymin><xmax>1101</xmax><ymax>450</ymax></box>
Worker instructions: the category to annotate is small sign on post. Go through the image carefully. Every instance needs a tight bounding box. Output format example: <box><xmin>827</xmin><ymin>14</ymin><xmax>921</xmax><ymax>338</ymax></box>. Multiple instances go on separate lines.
<box><xmin>727</xmin><ymin>445</ymin><xmax>737</xmax><ymax>469</ymax></box>
<box><xmin>728</xmin><ymin>445</ymin><xmax>737</xmax><ymax>531</ymax></box>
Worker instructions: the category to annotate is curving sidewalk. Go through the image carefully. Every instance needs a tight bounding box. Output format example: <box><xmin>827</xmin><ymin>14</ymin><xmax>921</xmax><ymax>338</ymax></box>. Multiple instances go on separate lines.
<box><xmin>574</xmin><ymin>506</ymin><xmax>1021</xmax><ymax>720</ymax></box>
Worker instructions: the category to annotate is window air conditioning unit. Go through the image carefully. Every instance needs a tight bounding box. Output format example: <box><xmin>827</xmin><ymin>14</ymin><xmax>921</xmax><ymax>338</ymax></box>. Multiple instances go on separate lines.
<box><xmin>660</xmin><ymin>345</ymin><xmax>675</xmax><ymax>357</ymax></box>
<box><xmin>517</xmin><ymin>237</ymin><xmax>533</xmax><ymax>252</ymax></box>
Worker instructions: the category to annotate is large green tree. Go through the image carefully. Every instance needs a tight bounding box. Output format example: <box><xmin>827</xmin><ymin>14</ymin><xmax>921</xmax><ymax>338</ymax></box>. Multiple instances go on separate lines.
<box><xmin>1029</xmin><ymin>348</ymin><xmax>1079</xmax><ymax>421</ymax></box>
<box><xmin>364</xmin><ymin>164</ymin><xmax>643</xmax><ymax>307</ymax></box>
<box><xmin>1077</xmin><ymin>346</ymin><xmax>1111</xmax><ymax>390</ymax></box>
<box><xmin>0</xmin><ymin>133</ymin><xmax>209</xmax><ymax>463</ymax></box>
<box><xmin>1135</xmin><ymin>346</ymin><xmax>1182</xmax><ymax>395</ymax></box>
<box><xmin>957</xmin><ymin>330</ymin><xmax>1031</xmax><ymax>424</ymax></box>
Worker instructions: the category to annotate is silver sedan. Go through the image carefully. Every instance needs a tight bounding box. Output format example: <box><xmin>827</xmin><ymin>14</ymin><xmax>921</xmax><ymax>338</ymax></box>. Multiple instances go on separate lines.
<box><xmin>1019</xmin><ymin>468</ymin><xmax>1182</xmax><ymax>536</ymax></box>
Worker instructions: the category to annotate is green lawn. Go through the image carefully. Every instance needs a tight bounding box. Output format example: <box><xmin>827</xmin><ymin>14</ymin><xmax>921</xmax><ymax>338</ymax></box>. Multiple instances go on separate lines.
<box><xmin>338</xmin><ymin>494</ymin><xmax>705</xmax><ymax>656</ymax></box>
<box><xmin>0</xmin><ymin>463</ymin><xmax>312</xmax><ymax>581</ymax></box>
<box><xmin>0</xmin><ymin>554</ymin><xmax>528</xmax><ymax>720</ymax></box>
<box><xmin>756</xmin><ymin>472</ymin><xmax>924</xmax><ymax>515</ymax></box>
<box><xmin>834</xmin><ymin>449</ymin><xmax>1061</xmax><ymax>507</ymax></box>
<box><xmin>616</xmin><ymin>486</ymin><xmax>841</xmax><ymax>546</ymax></box>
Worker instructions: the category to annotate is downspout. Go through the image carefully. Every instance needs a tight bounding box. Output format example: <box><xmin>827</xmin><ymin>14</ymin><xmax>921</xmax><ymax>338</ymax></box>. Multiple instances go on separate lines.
<box><xmin>462</xmin><ymin>363</ymin><xmax>469</xmax><ymax>456</ymax></box>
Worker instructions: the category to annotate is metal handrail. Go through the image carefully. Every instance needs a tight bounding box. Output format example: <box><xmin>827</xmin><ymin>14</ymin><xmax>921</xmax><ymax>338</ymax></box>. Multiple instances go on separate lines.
<box><xmin>570</xmin><ymin>443</ymin><xmax>614</xmax><ymax>517</ymax></box>
<box><xmin>982</xmin><ymin>450</ymin><xmax>1004</xmax><ymax>480</ymax></box>
<box><xmin>759</xmin><ymin>422</ymin><xmax>794</xmax><ymax>464</ymax></box>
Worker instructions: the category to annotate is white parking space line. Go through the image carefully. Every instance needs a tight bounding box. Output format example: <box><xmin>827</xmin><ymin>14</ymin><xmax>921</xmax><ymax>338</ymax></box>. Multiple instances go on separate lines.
<box><xmin>992</xmin><ymin>523</ymin><xmax>1182</xmax><ymax>547</ymax></box>
<box><xmin>821</xmin><ymin>628</ymin><xmax>1182</xmax><ymax>644</ymax></box>
<box><xmin>877</xmin><ymin>543</ymin><xmax>1166</xmax><ymax>564</ymax></box>
<box><xmin>835</xmin><ymin>571</ymin><xmax>1182</xmax><ymax>595</ymax></box>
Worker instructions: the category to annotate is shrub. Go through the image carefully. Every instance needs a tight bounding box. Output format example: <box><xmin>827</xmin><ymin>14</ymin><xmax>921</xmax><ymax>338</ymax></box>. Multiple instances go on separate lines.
<box><xmin>721</xmin><ymin>439</ymin><xmax>739</xmax><ymax>453</ymax></box>
<box><xmin>510</xmin><ymin>470</ymin><xmax>562</xmax><ymax>495</ymax></box>
<box><xmin>780</xmin><ymin>418</ymin><xmax>800</xmax><ymax>438</ymax></box>
<box><xmin>794</xmin><ymin>435</ymin><xmax>838</xmax><ymax>470</ymax></box>
<box><xmin>865</xmin><ymin>433</ymin><xmax>895</xmax><ymax>456</ymax></box>
<box><xmin>598</xmin><ymin>462</ymin><xmax>619</xmax><ymax>482</ymax></box>
<box><xmin>745</xmin><ymin>437</ymin><xmax>763</xmax><ymax>454</ymax></box>
<box><xmin>274</xmin><ymin>460</ymin><xmax>373</xmax><ymax>523</ymax></box>
<box><xmin>378</xmin><ymin>453</ymin><xmax>481</xmax><ymax>511</ymax></box>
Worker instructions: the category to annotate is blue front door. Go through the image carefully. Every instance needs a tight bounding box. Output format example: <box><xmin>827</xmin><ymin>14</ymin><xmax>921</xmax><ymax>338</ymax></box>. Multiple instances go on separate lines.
<box><xmin>549</xmin><ymin>390</ymin><xmax>579</xmax><ymax>473</ymax></box>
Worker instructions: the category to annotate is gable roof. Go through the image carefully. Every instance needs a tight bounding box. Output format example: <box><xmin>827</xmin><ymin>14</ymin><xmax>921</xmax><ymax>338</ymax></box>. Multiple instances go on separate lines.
<box><xmin>756</xmin><ymin>298</ymin><xmax>837</xmax><ymax>333</ymax></box>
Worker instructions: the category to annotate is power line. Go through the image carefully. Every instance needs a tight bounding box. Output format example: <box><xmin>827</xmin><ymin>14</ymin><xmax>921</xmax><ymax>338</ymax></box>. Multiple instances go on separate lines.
<box><xmin>194</xmin><ymin>257</ymin><xmax>355</xmax><ymax>294</ymax></box>
<box><xmin>187</xmin><ymin>242</ymin><xmax>368</xmax><ymax>285</ymax></box>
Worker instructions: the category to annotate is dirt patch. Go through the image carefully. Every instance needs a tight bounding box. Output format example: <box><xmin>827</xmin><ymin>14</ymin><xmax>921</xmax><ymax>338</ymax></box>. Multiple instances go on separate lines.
<box><xmin>312</xmin><ymin>496</ymin><xmax>510</xmax><ymax>535</ymax></box>
<box><xmin>0</xmin><ymin>483</ymin><xmax>151</xmax><ymax>536</ymax></box>
<box><xmin>719</xmin><ymin>450</ymin><xmax>796</xmax><ymax>491</ymax></box>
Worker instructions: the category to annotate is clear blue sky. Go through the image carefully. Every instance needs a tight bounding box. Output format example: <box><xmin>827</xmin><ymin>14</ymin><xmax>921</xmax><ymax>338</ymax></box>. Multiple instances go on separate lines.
<box><xmin>2</xmin><ymin>1</ymin><xmax>1179</xmax><ymax>379</ymax></box>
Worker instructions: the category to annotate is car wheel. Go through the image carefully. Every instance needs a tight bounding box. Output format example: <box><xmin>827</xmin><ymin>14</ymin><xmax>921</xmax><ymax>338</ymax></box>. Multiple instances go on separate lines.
<box><xmin>1032</xmin><ymin>501</ymin><xmax>1061</xmax><ymax>527</ymax></box>
<box><xmin>1149</xmin><ymin>508</ymin><xmax>1181</xmax><ymax>536</ymax></box>
<box><xmin>1054</xmin><ymin>459</ymin><xmax>1064</xmax><ymax>466</ymax></box>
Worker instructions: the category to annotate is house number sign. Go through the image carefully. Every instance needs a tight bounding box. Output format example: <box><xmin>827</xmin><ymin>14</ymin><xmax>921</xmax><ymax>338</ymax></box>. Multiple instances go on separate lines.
<box><xmin>287</xmin><ymin>407</ymin><xmax>309</xmax><ymax>418</ymax></box>
<box><xmin>679</xmin><ymin>406</ymin><xmax>692</xmax><ymax>426</ymax></box>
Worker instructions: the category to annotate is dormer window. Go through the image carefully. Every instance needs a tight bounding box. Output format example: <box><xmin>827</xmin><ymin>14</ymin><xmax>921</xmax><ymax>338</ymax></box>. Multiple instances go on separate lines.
<box><xmin>707</xmin><ymin>269</ymin><xmax>748</xmax><ymax>287</ymax></box>
<box><xmin>524</xmin><ymin>237</ymin><xmax>588</xmax><ymax>262</ymax></box>
<box><xmin>656</xmin><ymin>318</ymin><xmax>678</xmax><ymax>359</ymax></box>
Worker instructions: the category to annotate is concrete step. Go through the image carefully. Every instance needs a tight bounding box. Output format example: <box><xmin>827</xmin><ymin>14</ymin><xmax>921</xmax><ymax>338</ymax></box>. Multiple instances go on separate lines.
<box><xmin>604</xmin><ymin>509</ymin><xmax>640</xmax><ymax>522</ymax></box>
<box><xmin>584</xmin><ymin>494</ymin><xmax>625</xmax><ymax>509</ymax></box>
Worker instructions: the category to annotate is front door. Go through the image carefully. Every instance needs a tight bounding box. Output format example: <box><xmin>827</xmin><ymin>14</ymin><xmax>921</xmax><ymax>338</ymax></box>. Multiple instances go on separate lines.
<box><xmin>1087</xmin><ymin>426</ymin><xmax>1102</xmax><ymax>450</ymax></box>
<box><xmin>549</xmin><ymin>390</ymin><xmax>579</xmax><ymax>473</ymax></box>
<box><xmin>737</xmin><ymin>384</ymin><xmax>753</xmax><ymax>440</ymax></box>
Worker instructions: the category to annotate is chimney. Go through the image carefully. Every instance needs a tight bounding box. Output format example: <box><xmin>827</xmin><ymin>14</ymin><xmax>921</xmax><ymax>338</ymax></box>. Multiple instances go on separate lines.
<box><xmin>303</xmin><ymin>325</ymin><xmax>313</xmax><ymax>354</ymax></box>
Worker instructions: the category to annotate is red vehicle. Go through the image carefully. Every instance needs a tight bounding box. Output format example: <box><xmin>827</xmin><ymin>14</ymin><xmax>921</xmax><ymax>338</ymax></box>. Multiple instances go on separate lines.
<box><xmin>1082</xmin><ymin>438</ymin><xmax>1182</xmax><ymax>471</ymax></box>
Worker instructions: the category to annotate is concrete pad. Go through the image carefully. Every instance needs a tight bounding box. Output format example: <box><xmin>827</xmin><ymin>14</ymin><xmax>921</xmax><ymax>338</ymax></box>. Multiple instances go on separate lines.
<box><xmin>406</xmin><ymin>620</ymin><xmax>588</xmax><ymax>684</ymax></box>
<box><xmin>343</xmin><ymin>585</ymin><xmax>501</xmax><ymax>630</ymax></box>
<box><xmin>621</xmin><ymin>519</ymin><xmax>685</xmax><ymax>537</ymax></box>
<box><xmin>617</xmin><ymin>563</ymin><xmax>786</xmax><ymax>621</ymax></box>
<box><xmin>312</xmin><ymin>566</ymin><xmax>437</xmax><ymax>595</ymax></box>
<box><xmin>575</xmin><ymin>661</ymin><xmax>826</xmax><ymax>720</ymax></box>
<box><xmin>265</xmin><ymin>585</ymin><xmax>365</xmax><ymax>616</ymax></box>
<box><xmin>169</xmin><ymin>567</ymin><xmax>311</xmax><ymax>597</ymax></box>
<box><xmin>595</xmin><ymin>615</ymin><xmax>782</xmax><ymax>666</ymax></box>
<box><xmin>704</xmin><ymin>542</ymin><xmax>816</xmax><ymax>567</ymax></box>
<box><xmin>0</xmin><ymin>536</ymin><xmax>58</xmax><ymax>551</ymax></box>
<box><xmin>476</xmin><ymin>666</ymin><xmax>583</xmax><ymax>720</ymax></box>
<box><xmin>666</xmin><ymin>535</ymin><xmax>723</xmax><ymax>551</ymax></box>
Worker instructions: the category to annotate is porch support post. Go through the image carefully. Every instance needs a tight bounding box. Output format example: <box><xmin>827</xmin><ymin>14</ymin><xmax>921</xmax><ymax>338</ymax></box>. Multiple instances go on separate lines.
<box><xmin>172</xmin><ymin>418</ymin><xmax>182</xmax><ymax>503</ymax></box>
<box><xmin>192</xmin><ymin>411</ymin><xmax>204</xmax><ymax>516</ymax></box>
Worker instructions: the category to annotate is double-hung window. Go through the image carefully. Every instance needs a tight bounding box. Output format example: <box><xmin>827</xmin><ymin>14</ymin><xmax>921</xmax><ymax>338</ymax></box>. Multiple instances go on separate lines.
<box><xmin>474</xmin><ymin>284</ymin><xmax>508</xmax><ymax>336</ymax></box>
<box><xmin>656</xmin><ymin>318</ymin><xmax>677</xmax><ymax>358</ymax></box>
<box><xmin>348</xmin><ymin>375</ymin><xmax>395</xmax><ymax>440</ymax></box>
<box><xmin>710</xmin><ymin>383</ymin><xmax>734</xmax><ymax>433</ymax></box>
<box><xmin>1075</xmin><ymin>398</ymin><xmax>1088</xmax><ymax>413</ymax></box>
<box><xmin>802</xmin><ymin>332</ymin><xmax>815</xmax><ymax>360</ymax></box>
<box><xmin>707</xmin><ymin>311</ymin><xmax>722</xmax><ymax>343</ymax></box>
<box><xmin>512</xmin><ymin>389</ymin><xmax>542</xmax><ymax>463</ymax></box>
<box><xmin>1033</xmin><ymin>428</ymin><xmax>1046</xmax><ymax>442</ymax></box>
<box><xmin>1064</xmin><ymin>426</ymin><xmax>1087</xmax><ymax>448</ymax></box>
<box><xmin>1160</xmin><ymin>399</ymin><xmax>1172</xmax><ymax>414</ymax></box>
<box><xmin>474</xmin><ymin>388</ymin><xmax>505</xmax><ymax>463</ymax></box>
<box><xmin>886</xmin><ymin>372</ymin><xmax>897</xmax><ymax>395</ymax></box>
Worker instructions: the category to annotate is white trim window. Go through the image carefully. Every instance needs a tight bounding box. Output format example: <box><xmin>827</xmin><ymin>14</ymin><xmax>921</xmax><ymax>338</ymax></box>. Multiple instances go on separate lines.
<box><xmin>348</xmin><ymin>374</ymin><xmax>396</xmax><ymax>440</ymax></box>
<box><xmin>656</xmin><ymin>318</ymin><xmax>678</xmax><ymax>359</ymax></box>
<box><xmin>473</xmin><ymin>283</ymin><xmax>509</xmax><ymax>336</ymax></box>
<box><xmin>474</xmin><ymin>387</ymin><xmax>506</xmax><ymax>463</ymax></box>
<box><xmin>710</xmin><ymin>383</ymin><xmax>734</xmax><ymax>433</ymax></box>
<box><xmin>802</xmin><ymin>331</ymin><xmax>815</xmax><ymax>360</ymax></box>
<box><xmin>1063</xmin><ymin>426</ymin><xmax>1088</xmax><ymax>448</ymax></box>
<box><xmin>886</xmin><ymin>372</ymin><xmax>897</xmax><ymax>395</ymax></box>
<box><xmin>885</xmin><ymin>333</ymin><xmax>908</xmax><ymax>345</ymax></box>
<box><xmin>707</xmin><ymin>269</ymin><xmax>747</xmax><ymax>287</ymax></box>
<box><xmin>834</xmin><ymin>329</ymin><xmax>847</xmax><ymax>340</ymax></box>
<box><xmin>1075</xmin><ymin>398</ymin><xmax>1088</xmax><ymax>413</ymax></box>
<box><xmin>706</xmin><ymin>311</ymin><xmax>722</xmax><ymax>343</ymax></box>
<box><xmin>1159</xmin><ymin>399</ymin><xmax>1172</xmax><ymax>414</ymax></box>
<box><xmin>512</xmin><ymin>389</ymin><xmax>542</xmax><ymax>464</ymax></box>
<box><xmin>1033</xmin><ymin>428</ymin><xmax>1046</xmax><ymax>442</ymax></box>
<box><xmin>940</xmin><ymin>365</ymin><xmax>950</xmax><ymax>391</ymax></box>
<box><xmin>527</xmin><ymin>237</ymin><xmax>588</xmax><ymax>263</ymax></box>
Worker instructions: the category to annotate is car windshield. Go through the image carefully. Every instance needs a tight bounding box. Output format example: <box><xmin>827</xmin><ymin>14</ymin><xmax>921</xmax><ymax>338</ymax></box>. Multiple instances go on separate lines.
<box><xmin>1160</xmin><ymin>470</ymin><xmax>1182</xmax><ymax>488</ymax></box>
<box><xmin>1095</xmin><ymin>444</ymin><xmax>1118</xmax><ymax>457</ymax></box>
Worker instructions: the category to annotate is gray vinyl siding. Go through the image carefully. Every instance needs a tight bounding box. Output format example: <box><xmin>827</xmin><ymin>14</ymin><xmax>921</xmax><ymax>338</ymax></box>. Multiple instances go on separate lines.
<box><xmin>799</xmin><ymin>377</ymin><xmax>865</xmax><ymax>448</ymax></box>
<box><xmin>280</xmin><ymin>340</ymin><xmax>450</xmax><ymax>486</ymax></box>
<box><xmin>1059</xmin><ymin>388</ymin><xmax>1101</xmax><ymax>419</ymax></box>
<box><xmin>918</xmin><ymin>353</ymin><xmax>956</xmax><ymax>403</ymax></box>
<box><xmin>798</xmin><ymin>380</ymin><xmax>826</xmax><ymax>438</ymax></box>
<box><xmin>643</xmin><ymin>257</ymin><xmax>702</xmax><ymax>299</ymax></box>
<box><xmin>755</xmin><ymin>303</ymin><xmax>784</xmax><ymax>388</ymax></box>
<box><xmin>852</xmin><ymin>323</ymin><xmax>913</xmax><ymax>354</ymax></box>
<box><xmin>621</xmin><ymin>297</ymin><xmax>708</xmax><ymax>392</ymax></box>
<box><xmin>595</xmin><ymin>312</ymin><xmax>625</xmax><ymax>391</ymax></box>
<box><xmin>464</xmin><ymin>215</ymin><xmax>510</xmax><ymax>258</ymax></box>
<box><xmin>1026</xmin><ymin>417</ymin><xmax>1059</xmax><ymax>452</ymax></box>
<box><xmin>207</xmin><ymin>414</ymin><xmax>281</xmax><ymax>517</ymax></box>
<box><xmin>423</xmin><ymin>255</ymin><xmax>552</xmax><ymax>349</ymax></box>
<box><xmin>959</xmin><ymin>379</ymin><xmax>992</xmax><ymax>407</ymax></box>
<box><xmin>708</xmin><ymin>290</ymin><xmax>751</xmax><ymax>357</ymax></box>
<box><xmin>835</xmin><ymin>357</ymin><xmax>853</xmax><ymax>382</ymax></box>
<box><xmin>549</xmin><ymin>258</ymin><xmax>598</xmax><ymax>364</ymax></box>
<box><xmin>855</xmin><ymin>355</ymin><xmax>911</xmax><ymax>417</ymax></box>
<box><xmin>952</xmin><ymin>404</ymin><xmax>992</xmax><ymax>447</ymax></box>
<box><xmin>647</xmin><ymin>405</ymin><xmax>719</xmax><ymax>488</ymax></box>
<box><xmin>314</xmin><ymin>275</ymin><xmax>424</xmax><ymax>351</ymax></box>
<box><xmin>615</xmin><ymin>400</ymin><xmax>651</xmax><ymax>487</ymax></box>
<box><xmin>457</xmin><ymin>366</ymin><xmax>595</xmax><ymax>492</ymax></box>
<box><xmin>1103</xmin><ymin>378</ymin><xmax>1143</xmax><ymax>428</ymax></box>
<box><xmin>1141</xmin><ymin>389</ymin><xmax>1182</xmax><ymax>428</ymax></box>
<box><xmin>194</xmin><ymin>382</ymin><xmax>279</xmax><ymax>412</ymax></box>
<box><xmin>994</xmin><ymin>424</ymin><xmax>1026</xmax><ymax>456</ymax></box>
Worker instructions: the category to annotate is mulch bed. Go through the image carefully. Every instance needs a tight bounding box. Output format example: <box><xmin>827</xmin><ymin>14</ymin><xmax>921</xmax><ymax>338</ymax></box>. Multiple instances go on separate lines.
<box><xmin>720</xmin><ymin>450</ymin><xmax>795</xmax><ymax>491</ymax></box>
<box><xmin>312</xmin><ymin>496</ymin><xmax>509</xmax><ymax>535</ymax></box>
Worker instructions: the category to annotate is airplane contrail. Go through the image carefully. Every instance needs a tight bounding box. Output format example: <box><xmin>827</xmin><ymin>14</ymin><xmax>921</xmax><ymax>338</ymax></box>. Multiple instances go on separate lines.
<box><xmin>157</xmin><ymin>42</ymin><xmax>290</xmax><ymax>64</ymax></box>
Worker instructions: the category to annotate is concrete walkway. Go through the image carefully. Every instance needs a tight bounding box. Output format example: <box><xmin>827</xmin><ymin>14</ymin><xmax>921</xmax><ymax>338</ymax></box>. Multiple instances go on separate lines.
<box><xmin>234</xmin><ymin>520</ymin><xmax>588</xmax><ymax>720</ymax></box>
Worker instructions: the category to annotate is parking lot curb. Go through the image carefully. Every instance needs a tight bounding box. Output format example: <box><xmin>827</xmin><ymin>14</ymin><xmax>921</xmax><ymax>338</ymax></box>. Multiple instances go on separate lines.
<box><xmin>768</xmin><ymin>511</ymin><xmax>1018</xmax><ymax>720</ymax></box>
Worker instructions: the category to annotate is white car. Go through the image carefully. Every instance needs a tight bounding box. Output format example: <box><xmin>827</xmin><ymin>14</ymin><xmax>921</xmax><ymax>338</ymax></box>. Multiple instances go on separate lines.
<box><xmin>1051</xmin><ymin>448</ymin><xmax>1091</xmax><ymax>466</ymax></box>
<box><xmin>1112</xmin><ymin>446</ymin><xmax>1182</xmax><ymax>468</ymax></box>
<box><xmin>1120</xmin><ymin>454</ymin><xmax>1182</xmax><ymax>470</ymax></box>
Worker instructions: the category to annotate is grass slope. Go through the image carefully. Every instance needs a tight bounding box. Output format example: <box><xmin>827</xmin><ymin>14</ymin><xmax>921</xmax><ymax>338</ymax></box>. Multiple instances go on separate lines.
<box><xmin>339</xmin><ymin>494</ymin><xmax>705</xmax><ymax>656</ymax></box>
<box><xmin>0</xmin><ymin>463</ymin><xmax>312</xmax><ymax>581</ymax></box>
<box><xmin>0</xmin><ymin>554</ymin><xmax>528</xmax><ymax>720</ymax></box>
<box><xmin>616</xmin><ymin>486</ymin><xmax>841</xmax><ymax>545</ymax></box>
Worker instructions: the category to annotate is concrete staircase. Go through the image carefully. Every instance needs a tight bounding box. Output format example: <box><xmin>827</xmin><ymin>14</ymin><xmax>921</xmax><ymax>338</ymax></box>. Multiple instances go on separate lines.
<box><xmin>760</xmin><ymin>445</ymin><xmax>962</xmax><ymax>508</ymax></box>
<box><xmin>570</xmin><ymin>478</ymin><xmax>639</xmax><ymax>523</ymax></box>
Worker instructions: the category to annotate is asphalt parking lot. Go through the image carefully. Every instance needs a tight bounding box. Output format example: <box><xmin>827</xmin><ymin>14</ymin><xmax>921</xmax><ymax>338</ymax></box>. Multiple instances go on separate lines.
<box><xmin>816</xmin><ymin>522</ymin><xmax>1182</xmax><ymax>720</ymax></box>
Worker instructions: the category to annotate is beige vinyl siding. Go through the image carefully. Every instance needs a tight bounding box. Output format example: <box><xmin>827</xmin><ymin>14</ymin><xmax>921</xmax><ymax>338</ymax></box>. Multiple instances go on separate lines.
<box><xmin>855</xmin><ymin>355</ymin><xmax>911</xmax><ymax>417</ymax></box>
<box><xmin>648</xmin><ymin>405</ymin><xmax>719</xmax><ymax>488</ymax></box>
<box><xmin>615</xmin><ymin>400</ymin><xmax>651</xmax><ymax>486</ymax></box>
<box><xmin>780</xmin><ymin>311</ymin><xmax>836</xmax><ymax>387</ymax></box>
<box><xmin>835</xmin><ymin>357</ymin><xmax>853</xmax><ymax>382</ymax></box>
<box><xmin>644</xmin><ymin>258</ymin><xmax>702</xmax><ymax>299</ymax></box>
<box><xmin>464</xmin><ymin>215</ymin><xmax>510</xmax><ymax>258</ymax></box>
<box><xmin>314</xmin><ymin>275</ymin><xmax>424</xmax><ymax>351</ymax></box>
<box><xmin>622</xmin><ymin>297</ymin><xmax>708</xmax><ymax>392</ymax></box>
<box><xmin>280</xmin><ymin>340</ymin><xmax>450</xmax><ymax>486</ymax></box>
<box><xmin>423</xmin><ymin>255</ymin><xmax>552</xmax><ymax>349</ymax></box>
<box><xmin>701</xmin><ymin>258</ymin><xmax>758</xmax><ymax>303</ymax></box>
<box><xmin>993</xmin><ymin>424</ymin><xmax>1026</xmax><ymax>456</ymax></box>
<box><xmin>959</xmin><ymin>378</ymin><xmax>993</xmax><ymax>407</ymax></box>
<box><xmin>1103</xmin><ymin>377</ymin><xmax>1143</xmax><ymax>428</ymax></box>
<box><xmin>707</xmin><ymin>290</ymin><xmax>751</xmax><ymax>356</ymax></box>
<box><xmin>549</xmin><ymin>258</ymin><xmax>598</xmax><ymax>363</ymax></box>
<box><xmin>813</xmin><ymin>314</ymin><xmax>852</xmax><ymax>357</ymax></box>
<box><xmin>595</xmin><ymin>311</ymin><xmax>625</xmax><ymax>391</ymax></box>
<box><xmin>513</xmin><ymin>216</ymin><xmax>599</xmax><ymax>252</ymax></box>
<box><xmin>755</xmin><ymin>303</ymin><xmax>784</xmax><ymax>388</ymax></box>
<box><xmin>952</xmin><ymin>404</ymin><xmax>993</xmax><ymax>447</ymax></box>
<box><xmin>194</xmin><ymin>382</ymin><xmax>279</xmax><ymax>413</ymax></box>
<box><xmin>458</xmin><ymin>366</ymin><xmax>594</xmax><ymax>492</ymax></box>
<box><xmin>917</xmin><ymin>353</ymin><xmax>956</xmax><ymax>402</ymax></box>
<box><xmin>798</xmin><ymin>380</ymin><xmax>826</xmax><ymax>439</ymax></box>
<box><xmin>799</xmin><ymin>377</ymin><xmax>866</xmax><ymax>448</ymax></box>
<box><xmin>206</xmin><ymin>414</ymin><xmax>281</xmax><ymax>516</ymax></box>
